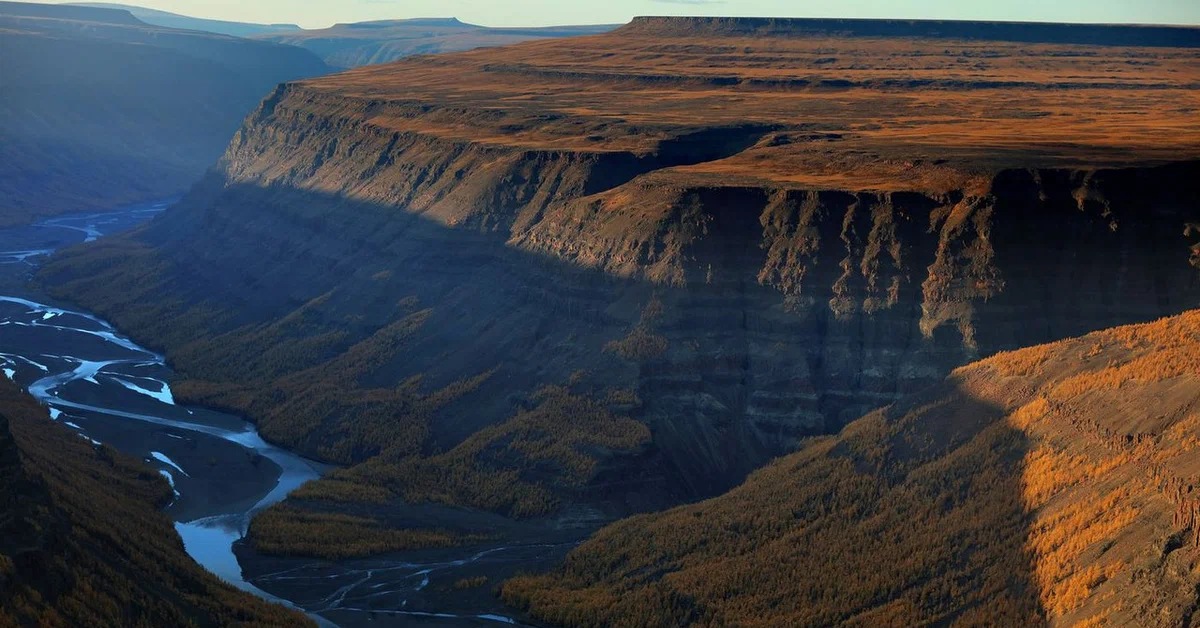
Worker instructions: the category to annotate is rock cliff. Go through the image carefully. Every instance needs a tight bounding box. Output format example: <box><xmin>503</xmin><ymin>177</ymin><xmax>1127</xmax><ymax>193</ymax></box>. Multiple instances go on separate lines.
<box><xmin>39</xmin><ymin>18</ymin><xmax>1200</xmax><ymax>543</ymax></box>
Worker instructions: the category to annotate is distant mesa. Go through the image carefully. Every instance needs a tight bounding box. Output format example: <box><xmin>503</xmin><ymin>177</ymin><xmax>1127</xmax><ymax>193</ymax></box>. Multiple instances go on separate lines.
<box><xmin>69</xmin><ymin>2</ymin><xmax>302</xmax><ymax>37</ymax></box>
<box><xmin>618</xmin><ymin>15</ymin><xmax>1200</xmax><ymax>47</ymax></box>
<box><xmin>340</xmin><ymin>17</ymin><xmax>473</xmax><ymax>29</ymax></box>
<box><xmin>0</xmin><ymin>0</ymin><xmax>142</xmax><ymax>25</ymax></box>
<box><xmin>259</xmin><ymin>15</ymin><xmax>615</xmax><ymax>68</ymax></box>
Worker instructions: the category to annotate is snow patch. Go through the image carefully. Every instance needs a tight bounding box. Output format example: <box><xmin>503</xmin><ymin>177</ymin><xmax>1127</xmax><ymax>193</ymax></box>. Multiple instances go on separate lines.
<box><xmin>150</xmin><ymin>451</ymin><xmax>189</xmax><ymax>477</ymax></box>
<box><xmin>158</xmin><ymin>469</ymin><xmax>181</xmax><ymax>498</ymax></box>
<box><xmin>113</xmin><ymin>376</ymin><xmax>176</xmax><ymax>405</ymax></box>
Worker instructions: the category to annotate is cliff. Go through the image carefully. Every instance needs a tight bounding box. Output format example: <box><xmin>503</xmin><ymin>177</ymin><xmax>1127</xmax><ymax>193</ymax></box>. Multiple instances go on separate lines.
<box><xmin>0</xmin><ymin>380</ymin><xmax>310</xmax><ymax>626</ymax></box>
<box><xmin>503</xmin><ymin>310</ymin><xmax>1200</xmax><ymax>627</ymax></box>
<box><xmin>0</xmin><ymin>1</ymin><xmax>330</xmax><ymax>225</ymax></box>
<box><xmin>38</xmin><ymin>18</ymin><xmax>1200</xmax><ymax>553</ymax></box>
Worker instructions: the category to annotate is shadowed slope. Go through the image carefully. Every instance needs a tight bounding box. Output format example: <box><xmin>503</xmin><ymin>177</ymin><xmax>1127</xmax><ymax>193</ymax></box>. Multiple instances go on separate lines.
<box><xmin>0</xmin><ymin>1</ymin><xmax>329</xmax><ymax>225</ymax></box>
<box><xmin>0</xmin><ymin>380</ymin><xmax>311</xmax><ymax>626</ymax></box>
<box><xmin>503</xmin><ymin>311</ymin><xmax>1200</xmax><ymax>627</ymax></box>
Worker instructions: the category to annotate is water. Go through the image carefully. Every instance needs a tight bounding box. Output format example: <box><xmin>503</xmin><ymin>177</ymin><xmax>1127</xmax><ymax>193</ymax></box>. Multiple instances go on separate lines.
<box><xmin>0</xmin><ymin>203</ymin><xmax>324</xmax><ymax>611</ymax></box>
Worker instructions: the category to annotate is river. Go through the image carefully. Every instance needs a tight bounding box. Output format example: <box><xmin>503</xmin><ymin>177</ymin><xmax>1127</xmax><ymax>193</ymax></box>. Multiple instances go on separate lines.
<box><xmin>0</xmin><ymin>202</ymin><xmax>571</xmax><ymax>627</ymax></box>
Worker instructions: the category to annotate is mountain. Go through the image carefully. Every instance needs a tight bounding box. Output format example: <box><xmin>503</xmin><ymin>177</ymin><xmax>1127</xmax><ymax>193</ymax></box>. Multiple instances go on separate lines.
<box><xmin>255</xmin><ymin>17</ymin><xmax>616</xmax><ymax>68</ymax></box>
<box><xmin>0</xmin><ymin>2</ymin><xmax>330</xmax><ymax>226</ymax></box>
<box><xmin>503</xmin><ymin>309</ymin><xmax>1200</xmax><ymax>627</ymax></box>
<box><xmin>37</xmin><ymin>17</ymin><xmax>1200</xmax><ymax>561</ymax></box>
<box><xmin>71</xmin><ymin>2</ymin><xmax>301</xmax><ymax>37</ymax></box>
<box><xmin>0</xmin><ymin>379</ymin><xmax>311</xmax><ymax>626</ymax></box>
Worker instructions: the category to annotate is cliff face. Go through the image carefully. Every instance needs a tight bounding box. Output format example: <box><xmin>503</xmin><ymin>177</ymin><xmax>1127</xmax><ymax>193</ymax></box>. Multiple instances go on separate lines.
<box><xmin>39</xmin><ymin>19</ymin><xmax>1200</xmax><ymax>543</ymax></box>
<box><xmin>0</xmin><ymin>2</ymin><xmax>330</xmax><ymax>225</ymax></box>
<box><xmin>0</xmin><ymin>380</ymin><xmax>310</xmax><ymax>626</ymax></box>
<box><xmin>503</xmin><ymin>310</ymin><xmax>1200</xmax><ymax>627</ymax></box>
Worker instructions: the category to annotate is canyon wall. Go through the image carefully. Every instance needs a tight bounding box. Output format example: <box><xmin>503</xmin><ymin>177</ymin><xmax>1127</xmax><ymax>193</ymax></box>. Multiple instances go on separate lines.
<box><xmin>42</xmin><ymin>82</ymin><xmax>1200</xmax><ymax>503</ymax></box>
<box><xmin>38</xmin><ymin>21</ymin><xmax>1200</xmax><ymax>536</ymax></box>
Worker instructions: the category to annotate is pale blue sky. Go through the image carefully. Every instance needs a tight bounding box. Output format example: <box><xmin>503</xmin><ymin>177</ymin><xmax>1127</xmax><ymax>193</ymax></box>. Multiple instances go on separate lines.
<box><xmin>42</xmin><ymin>0</ymin><xmax>1200</xmax><ymax>28</ymax></box>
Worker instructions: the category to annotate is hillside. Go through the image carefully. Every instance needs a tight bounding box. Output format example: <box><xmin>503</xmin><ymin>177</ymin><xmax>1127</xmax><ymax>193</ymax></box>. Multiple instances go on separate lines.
<box><xmin>255</xmin><ymin>18</ymin><xmax>615</xmax><ymax>68</ymax></box>
<box><xmin>503</xmin><ymin>310</ymin><xmax>1200</xmax><ymax>627</ymax></box>
<box><xmin>0</xmin><ymin>1</ymin><xmax>329</xmax><ymax>225</ymax></box>
<box><xmin>0</xmin><ymin>379</ymin><xmax>311</xmax><ymax>626</ymax></box>
<box><xmin>38</xmin><ymin>17</ymin><xmax>1200</xmax><ymax>558</ymax></box>
<box><xmin>72</xmin><ymin>3</ymin><xmax>301</xmax><ymax>37</ymax></box>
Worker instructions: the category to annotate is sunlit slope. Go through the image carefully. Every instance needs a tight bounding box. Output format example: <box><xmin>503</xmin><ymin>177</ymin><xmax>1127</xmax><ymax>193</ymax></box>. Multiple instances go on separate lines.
<box><xmin>504</xmin><ymin>310</ymin><xmax>1200</xmax><ymax>627</ymax></box>
<box><xmin>0</xmin><ymin>380</ymin><xmax>311</xmax><ymax>626</ymax></box>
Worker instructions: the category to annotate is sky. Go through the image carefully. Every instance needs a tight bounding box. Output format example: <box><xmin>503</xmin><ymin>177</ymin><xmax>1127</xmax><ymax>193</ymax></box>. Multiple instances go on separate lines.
<box><xmin>38</xmin><ymin>0</ymin><xmax>1200</xmax><ymax>29</ymax></box>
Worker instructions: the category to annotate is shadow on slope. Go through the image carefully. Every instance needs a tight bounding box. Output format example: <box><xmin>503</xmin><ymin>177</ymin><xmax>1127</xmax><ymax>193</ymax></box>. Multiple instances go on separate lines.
<box><xmin>34</xmin><ymin>173</ymin><xmax>1200</xmax><ymax>559</ymax></box>
<box><xmin>504</xmin><ymin>311</ymin><xmax>1200</xmax><ymax>625</ymax></box>
<box><xmin>0</xmin><ymin>379</ymin><xmax>310</xmax><ymax>626</ymax></box>
<box><xmin>504</xmin><ymin>382</ymin><xmax>1049</xmax><ymax>626</ymax></box>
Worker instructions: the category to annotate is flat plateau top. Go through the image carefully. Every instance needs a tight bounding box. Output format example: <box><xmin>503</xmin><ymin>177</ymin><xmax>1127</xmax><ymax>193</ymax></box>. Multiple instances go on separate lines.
<box><xmin>301</xmin><ymin>18</ymin><xmax>1200</xmax><ymax>192</ymax></box>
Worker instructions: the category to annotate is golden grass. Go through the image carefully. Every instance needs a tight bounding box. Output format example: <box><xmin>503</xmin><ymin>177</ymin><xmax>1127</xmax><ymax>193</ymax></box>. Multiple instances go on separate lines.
<box><xmin>301</xmin><ymin>31</ymin><xmax>1200</xmax><ymax>192</ymax></box>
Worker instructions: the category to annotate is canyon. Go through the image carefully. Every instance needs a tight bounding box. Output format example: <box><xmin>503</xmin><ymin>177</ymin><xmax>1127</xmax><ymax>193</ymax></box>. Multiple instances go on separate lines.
<box><xmin>36</xmin><ymin>14</ymin><xmax>1200</xmax><ymax>578</ymax></box>
<box><xmin>0</xmin><ymin>11</ymin><xmax>1188</xmax><ymax>625</ymax></box>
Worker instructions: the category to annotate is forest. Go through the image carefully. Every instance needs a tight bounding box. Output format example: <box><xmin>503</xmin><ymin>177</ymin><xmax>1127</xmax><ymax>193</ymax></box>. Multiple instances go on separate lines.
<box><xmin>502</xmin><ymin>312</ymin><xmax>1200</xmax><ymax>627</ymax></box>
<box><xmin>0</xmin><ymin>380</ymin><xmax>311</xmax><ymax>627</ymax></box>
<box><xmin>249</xmin><ymin>385</ymin><xmax>649</xmax><ymax>558</ymax></box>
